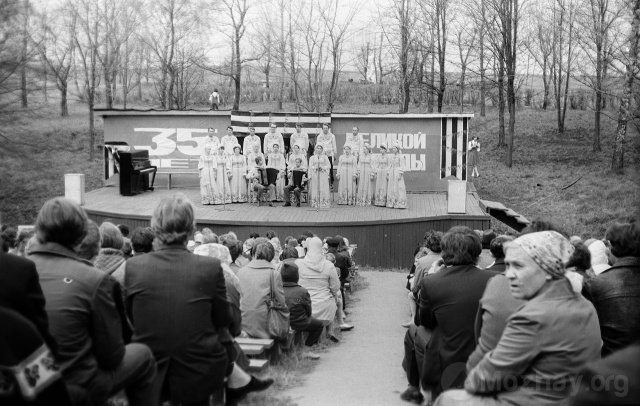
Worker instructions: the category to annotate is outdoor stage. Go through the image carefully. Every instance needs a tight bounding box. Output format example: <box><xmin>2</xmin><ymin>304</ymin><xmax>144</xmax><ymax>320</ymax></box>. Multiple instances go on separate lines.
<box><xmin>83</xmin><ymin>185</ymin><xmax>490</xmax><ymax>269</ymax></box>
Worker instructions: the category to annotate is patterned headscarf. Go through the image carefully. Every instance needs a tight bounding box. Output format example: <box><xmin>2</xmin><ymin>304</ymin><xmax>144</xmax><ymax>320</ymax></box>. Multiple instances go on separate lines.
<box><xmin>509</xmin><ymin>231</ymin><xmax>574</xmax><ymax>279</ymax></box>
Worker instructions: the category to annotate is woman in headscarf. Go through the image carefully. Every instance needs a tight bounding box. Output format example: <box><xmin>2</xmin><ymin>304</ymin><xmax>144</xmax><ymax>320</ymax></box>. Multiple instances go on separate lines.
<box><xmin>336</xmin><ymin>145</ymin><xmax>357</xmax><ymax>205</ymax></box>
<box><xmin>386</xmin><ymin>142</ymin><xmax>407</xmax><ymax>209</ymax></box>
<box><xmin>228</xmin><ymin>144</ymin><xmax>248</xmax><ymax>203</ymax></box>
<box><xmin>374</xmin><ymin>144</ymin><xmax>390</xmax><ymax>207</ymax></box>
<box><xmin>356</xmin><ymin>143</ymin><xmax>376</xmax><ymax>206</ymax></box>
<box><xmin>308</xmin><ymin>144</ymin><xmax>331</xmax><ymax>209</ymax></box>
<box><xmin>435</xmin><ymin>231</ymin><xmax>602</xmax><ymax>406</ymax></box>
<box><xmin>296</xmin><ymin>237</ymin><xmax>341</xmax><ymax>329</ymax></box>
<box><xmin>93</xmin><ymin>221</ymin><xmax>126</xmax><ymax>275</ymax></box>
<box><xmin>215</xmin><ymin>145</ymin><xmax>232</xmax><ymax>204</ymax></box>
<box><xmin>198</xmin><ymin>145</ymin><xmax>217</xmax><ymax>205</ymax></box>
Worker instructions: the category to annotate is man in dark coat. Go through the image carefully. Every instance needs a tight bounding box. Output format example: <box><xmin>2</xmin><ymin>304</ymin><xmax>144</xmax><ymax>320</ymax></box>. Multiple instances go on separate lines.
<box><xmin>0</xmin><ymin>252</ymin><xmax>58</xmax><ymax>354</ymax></box>
<box><xmin>583</xmin><ymin>218</ymin><xmax>640</xmax><ymax>356</ymax></box>
<box><xmin>281</xmin><ymin>260</ymin><xmax>324</xmax><ymax>350</ymax></box>
<box><xmin>401</xmin><ymin>226</ymin><xmax>497</xmax><ymax>403</ymax></box>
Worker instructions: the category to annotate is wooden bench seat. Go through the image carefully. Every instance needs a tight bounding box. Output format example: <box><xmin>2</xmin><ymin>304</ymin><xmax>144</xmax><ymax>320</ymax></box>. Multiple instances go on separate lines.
<box><xmin>248</xmin><ymin>359</ymin><xmax>269</xmax><ymax>373</ymax></box>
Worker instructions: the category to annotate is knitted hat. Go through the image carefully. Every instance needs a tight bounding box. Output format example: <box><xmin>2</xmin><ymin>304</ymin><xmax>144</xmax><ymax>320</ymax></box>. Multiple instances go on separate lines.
<box><xmin>281</xmin><ymin>261</ymin><xmax>299</xmax><ymax>283</ymax></box>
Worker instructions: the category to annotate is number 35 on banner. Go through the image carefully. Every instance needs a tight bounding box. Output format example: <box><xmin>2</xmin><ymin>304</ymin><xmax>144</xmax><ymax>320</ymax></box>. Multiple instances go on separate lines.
<box><xmin>133</xmin><ymin>128</ymin><xmax>210</xmax><ymax>156</ymax></box>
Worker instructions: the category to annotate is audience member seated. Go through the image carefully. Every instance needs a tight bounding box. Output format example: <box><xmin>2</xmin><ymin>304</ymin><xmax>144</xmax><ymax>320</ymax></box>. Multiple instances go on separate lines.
<box><xmin>436</xmin><ymin>231</ymin><xmax>602</xmax><ymax>406</ymax></box>
<box><xmin>29</xmin><ymin>197</ymin><xmax>157</xmax><ymax>406</ymax></box>
<box><xmin>466</xmin><ymin>235</ymin><xmax>520</xmax><ymax>370</ymax></box>
<box><xmin>0</xmin><ymin>306</ymin><xmax>72</xmax><ymax>406</ymax></box>
<box><xmin>224</xmin><ymin>238</ymin><xmax>244</xmax><ymax>274</ymax></box>
<box><xmin>408</xmin><ymin>231</ymin><xmax>444</xmax><ymax>327</ymax></box>
<box><xmin>2</xmin><ymin>225</ymin><xmax>18</xmax><ymax>254</ymax></box>
<box><xmin>567</xmin><ymin>241</ymin><xmax>594</xmax><ymax>280</ymax></box>
<box><xmin>401</xmin><ymin>226</ymin><xmax>497</xmax><ymax>403</ymax></box>
<box><xmin>326</xmin><ymin>237</ymin><xmax>353</xmax><ymax>317</ymax></box>
<box><xmin>583</xmin><ymin>217</ymin><xmax>640</xmax><ymax>356</ymax></box>
<box><xmin>237</xmin><ymin>240</ymin><xmax>288</xmax><ymax>340</ymax></box>
<box><xmin>281</xmin><ymin>261</ymin><xmax>324</xmax><ymax>359</ymax></box>
<box><xmin>125</xmin><ymin>194</ymin><xmax>272</xmax><ymax>405</ymax></box>
<box><xmin>75</xmin><ymin>219</ymin><xmax>101</xmax><ymax>261</ymax></box>
<box><xmin>296</xmin><ymin>237</ymin><xmax>342</xmax><ymax>341</ymax></box>
<box><xmin>280</xmin><ymin>245</ymin><xmax>299</xmax><ymax>261</ymax></box>
<box><xmin>117</xmin><ymin>224</ymin><xmax>130</xmax><ymax>238</ymax></box>
<box><xmin>295</xmin><ymin>235</ymin><xmax>307</xmax><ymax>257</ymax></box>
<box><xmin>403</xmin><ymin>247</ymin><xmax>428</xmax><ymax>328</ymax></box>
<box><xmin>130</xmin><ymin>227</ymin><xmax>155</xmax><ymax>256</ymax></box>
<box><xmin>0</xmin><ymin>251</ymin><xmax>58</xmax><ymax>354</ymax></box>
<box><xmin>15</xmin><ymin>228</ymin><xmax>35</xmax><ymax>257</ymax></box>
<box><xmin>485</xmin><ymin>235</ymin><xmax>513</xmax><ymax>273</ymax></box>
<box><xmin>477</xmin><ymin>229</ymin><xmax>496</xmax><ymax>268</ymax></box>
<box><xmin>585</xmin><ymin>238</ymin><xmax>611</xmax><ymax>275</ymax></box>
<box><xmin>93</xmin><ymin>222</ymin><xmax>126</xmax><ymax>275</ymax></box>
<box><xmin>570</xmin><ymin>340</ymin><xmax>640</xmax><ymax>405</ymax></box>
<box><xmin>324</xmin><ymin>253</ymin><xmax>353</xmax><ymax>332</ymax></box>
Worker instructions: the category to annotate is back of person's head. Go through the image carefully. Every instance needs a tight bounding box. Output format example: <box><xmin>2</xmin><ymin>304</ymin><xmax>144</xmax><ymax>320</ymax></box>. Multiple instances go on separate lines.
<box><xmin>280</xmin><ymin>246</ymin><xmax>299</xmax><ymax>260</ymax></box>
<box><xmin>297</xmin><ymin>235</ymin><xmax>307</xmax><ymax>245</ymax></box>
<box><xmin>481</xmin><ymin>229</ymin><xmax>497</xmax><ymax>249</ymax></box>
<box><xmin>302</xmin><ymin>230</ymin><xmax>314</xmax><ymax>238</ymax></box>
<box><xmin>131</xmin><ymin>227</ymin><xmax>155</xmax><ymax>254</ymax></box>
<box><xmin>266</xmin><ymin>230</ymin><xmax>277</xmax><ymax>240</ymax></box>
<box><xmin>202</xmin><ymin>233</ymin><xmax>219</xmax><ymax>244</ymax></box>
<box><xmin>287</xmin><ymin>238</ymin><xmax>298</xmax><ymax>248</ymax></box>
<box><xmin>249</xmin><ymin>232</ymin><xmax>260</xmax><ymax>239</ymax></box>
<box><xmin>1</xmin><ymin>226</ymin><xmax>18</xmax><ymax>252</ymax></box>
<box><xmin>77</xmin><ymin>219</ymin><xmax>101</xmax><ymax>260</ymax></box>
<box><xmin>227</xmin><ymin>239</ymin><xmax>243</xmax><ymax>262</ymax></box>
<box><xmin>253</xmin><ymin>241</ymin><xmax>275</xmax><ymax>261</ymax></box>
<box><xmin>15</xmin><ymin>228</ymin><xmax>36</xmax><ymax>256</ymax></box>
<box><xmin>202</xmin><ymin>227</ymin><xmax>214</xmax><ymax>236</ymax></box>
<box><xmin>326</xmin><ymin>237</ymin><xmax>340</xmax><ymax>248</ymax></box>
<box><xmin>520</xmin><ymin>219</ymin><xmax>569</xmax><ymax>238</ymax></box>
<box><xmin>117</xmin><ymin>224</ymin><xmax>130</xmax><ymax>237</ymax></box>
<box><xmin>227</xmin><ymin>231</ymin><xmax>238</xmax><ymax>239</ymax></box>
<box><xmin>219</xmin><ymin>233</ymin><xmax>235</xmax><ymax>247</ymax></box>
<box><xmin>281</xmin><ymin>261</ymin><xmax>299</xmax><ymax>283</ymax></box>
<box><xmin>441</xmin><ymin>226</ymin><xmax>482</xmax><ymax>266</ymax></box>
<box><xmin>566</xmin><ymin>241</ymin><xmax>592</xmax><ymax>273</ymax></box>
<box><xmin>151</xmin><ymin>193</ymin><xmax>195</xmax><ymax>245</ymax></box>
<box><xmin>605</xmin><ymin>217</ymin><xmax>640</xmax><ymax>258</ymax></box>
<box><xmin>36</xmin><ymin>197</ymin><xmax>89</xmax><ymax>248</ymax></box>
<box><xmin>423</xmin><ymin>231</ymin><xmax>444</xmax><ymax>253</ymax></box>
<box><xmin>489</xmin><ymin>235</ymin><xmax>515</xmax><ymax>260</ymax></box>
<box><xmin>415</xmin><ymin>248</ymin><xmax>428</xmax><ymax>262</ymax></box>
<box><xmin>334</xmin><ymin>235</ymin><xmax>348</xmax><ymax>251</ymax></box>
<box><xmin>325</xmin><ymin>253</ymin><xmax>336</xmax><ymax>263</ymax></box>
<box><xmin>99</xmin><ymin>222</ymin><xmax>124</xmax><ymax>250</ymax></box>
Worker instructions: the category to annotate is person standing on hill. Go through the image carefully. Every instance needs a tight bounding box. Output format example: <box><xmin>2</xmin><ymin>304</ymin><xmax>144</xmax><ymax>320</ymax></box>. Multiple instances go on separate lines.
<box><xmin>209</xmin><ymin>88</ymin><xmax>220</xmax><ymax>110</ymax></box>
<box><xmin>468</xmin><ymin>135</ymin><xmax>480</xmax><ymax>178</ymax></box>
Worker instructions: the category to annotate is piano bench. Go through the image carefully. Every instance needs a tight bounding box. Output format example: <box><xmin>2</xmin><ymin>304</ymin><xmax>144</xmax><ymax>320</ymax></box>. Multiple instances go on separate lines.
<box><xmin>160</xmin><ymin>171</ymin><xmax>200</xmax><ymax>189</ymax></box>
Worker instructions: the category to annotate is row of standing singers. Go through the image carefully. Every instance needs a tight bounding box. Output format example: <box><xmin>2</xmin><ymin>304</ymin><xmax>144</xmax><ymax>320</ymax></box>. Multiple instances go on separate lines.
<box><xmin>198</xmin><ymin>140</ymin><xmax>407</xmax><ymax>209</ymax></box>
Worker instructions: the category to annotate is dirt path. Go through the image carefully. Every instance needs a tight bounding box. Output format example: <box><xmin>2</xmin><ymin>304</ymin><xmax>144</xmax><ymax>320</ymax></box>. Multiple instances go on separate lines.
<box><xmin>279</xmin><ymin>271</ymin><xmax>411</xmax><ymax>406</ymax></box>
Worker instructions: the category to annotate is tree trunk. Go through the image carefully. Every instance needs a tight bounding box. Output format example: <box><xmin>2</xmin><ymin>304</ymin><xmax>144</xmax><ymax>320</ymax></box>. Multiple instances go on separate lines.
<box><xmin>612</xmin><ymin>0</ymin><xmax>640</xmax><ymax>173</ymax></box>
<box><xmin>60</xmin><ymin>84</ymin><xmax>68</xmax><ymax>117</ymax></box>
<box><xmin>593</xmin><ymin>42</ymin><xmax>602</xmax><ymax>151</ymax></box>
<box><xmin>233</xmin><ymin>30</ymin><xmax>241</xmax><ymax>110</ymax></box>
<box><xmin>428</xmin><ymin>43</ymin><xmax>434</xmax><ymax>113</ymax></box>
<box><xmin>479</xmin><ymin>1</ymin><xmax>486</xmax><ymax>116</ymax></box>
<box><xmin>20</xmin><ymin>0</ymin><xmax>29</xmax><ymax>108</ymax></box>
<box><xmin>498</xmin><ymin>56</ymin><xmax>506</xmax><ymax>147</ymax></box>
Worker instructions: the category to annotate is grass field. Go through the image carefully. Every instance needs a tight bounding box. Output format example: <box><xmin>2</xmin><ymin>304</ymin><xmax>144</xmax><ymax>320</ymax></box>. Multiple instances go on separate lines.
<box><xmin>1</xmin><ymin>98</ymin><xmax>639</xmax><ymax>239</ymax></box>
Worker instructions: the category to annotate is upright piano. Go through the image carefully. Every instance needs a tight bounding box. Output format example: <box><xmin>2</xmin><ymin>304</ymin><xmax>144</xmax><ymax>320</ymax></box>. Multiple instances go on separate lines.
<box><xmin>117</xmin><ymin>150</ymin><xmax>157</xmax><ymax>196</ymax></box>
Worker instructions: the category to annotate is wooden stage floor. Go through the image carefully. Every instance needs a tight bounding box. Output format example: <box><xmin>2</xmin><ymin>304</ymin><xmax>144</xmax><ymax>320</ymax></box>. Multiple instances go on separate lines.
<box><xmin>83</xmin><ymin>187</ymin><xmax>487</xmax><ymax>226</ymax></box>
<box><xmin>83</xmin><ymin>186</ymin><xmax>490</xmax><ymax>268</ymax></box>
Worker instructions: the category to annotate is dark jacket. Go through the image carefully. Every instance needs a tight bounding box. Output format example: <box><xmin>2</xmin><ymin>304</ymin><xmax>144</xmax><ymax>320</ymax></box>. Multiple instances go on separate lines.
<box><xmin>326</xmin><ymin>247</ymin><xmax>352</xmax><ymax>281</ymax></box>
<box><xmin>416</xmin><ymin>264</ymin><xmax>497</xmax><ymax>389</ymax></box>
<box><xmin>29</xmin><ymin>242</ymin><xmax>126</xmax><ymax>389</ymax></box>
<box><xmin>282</xmin><ymin>281</ymin><xmax>312</xmax><ymax>330</ymax></box>
<box><xmin>0</xmin><ymin>252</ymin><xmax>58</xmax><ymax>354</ymax></box>
<box><xmin>485</xmin><ymin>257</ymin><xmax>506</xmax><ymax>273</ymax></box>
<box><xmin>583</xmin><ymin>256</ymin><xmax>640</xmax><ymax>356</ymax></box>
<box><xmin>125</xmin><ymin>243</ymin><xmax>231</xmax><ymax>404</ymax></box>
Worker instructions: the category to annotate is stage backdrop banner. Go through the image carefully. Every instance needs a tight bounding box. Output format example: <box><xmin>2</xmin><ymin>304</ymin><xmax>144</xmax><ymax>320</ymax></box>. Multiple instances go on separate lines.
<box><xmin>101</xmin><ymin>112</ymin><xmax>231</xmax><ymax>173</ymax></box>
<box><xmin>331</xmin><ymin>114</ymin><xmax>472</xmax><ymax>192</ymax></box>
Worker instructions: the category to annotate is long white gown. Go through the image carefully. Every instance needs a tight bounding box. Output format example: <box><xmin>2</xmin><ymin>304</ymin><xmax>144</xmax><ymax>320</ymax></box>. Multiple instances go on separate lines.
<box><xmin>374</xmin><ymin>154</ymin><xmax>390</xmax><ymax>207</ymax></box>
<box><xmin>229</xmin><ymin>154</ymin><xmax>248</xmax><ymax>202</ymax></box>
<box><xmin>386</xmin><ymin>153</ymin><xmax>407</xmax><ymax>209</ymax></box>
<box><xmin>337</xmin><ymin>153</ymin><xmax>357</xmax><ymax>205</ymax></box>
<box><xmin>356</xmin><ymin>153</ymin><xmax>376</xmax><ymax>206</ymax></box>
<box><xmin>308</xmin><ymin>154</ymin><xmax>331</xmax><ymax>209</ymax></box>
<box><xmin>198</xmin><ymin>152</ymin><xmax>217</xmax><ymax>205</ymax></box>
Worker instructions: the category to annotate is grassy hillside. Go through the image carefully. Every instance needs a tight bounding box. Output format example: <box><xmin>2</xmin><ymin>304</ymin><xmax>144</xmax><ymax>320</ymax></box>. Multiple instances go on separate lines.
<box><xmin>1</xmin><ymin>99</ymin><xmax>638</xmax><ymax>239</ymax></box>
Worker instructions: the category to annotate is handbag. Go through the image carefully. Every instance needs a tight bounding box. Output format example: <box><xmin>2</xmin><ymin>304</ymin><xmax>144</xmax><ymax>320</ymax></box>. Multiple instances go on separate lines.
<box><xmin>266</xmin><ymin>269</ymin><xmax>290</xmax><ymax>340</ymax></box>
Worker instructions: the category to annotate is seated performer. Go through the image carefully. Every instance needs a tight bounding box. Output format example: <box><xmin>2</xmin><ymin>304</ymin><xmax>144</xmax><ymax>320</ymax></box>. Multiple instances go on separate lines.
<box><xmin>249</xmin><ymin>156</ymin><xmax>275</xmax><ymax>207</ymax></box>
<box><xmin>283</xmin><ymin>157</ymin><xmax>308</xmax><ymax>207</ymax></box>
<box><xmin>267</xmin><ymin>143</ymin><xmax>286</xmax><ymax>202</ymax></box>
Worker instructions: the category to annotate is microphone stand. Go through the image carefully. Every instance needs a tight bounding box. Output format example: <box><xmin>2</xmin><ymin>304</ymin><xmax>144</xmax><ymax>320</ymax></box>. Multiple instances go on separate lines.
<box><xmin>216</xmin><ymin>155</ymin><xmax>234</xmax><ymax>212</ymax></box>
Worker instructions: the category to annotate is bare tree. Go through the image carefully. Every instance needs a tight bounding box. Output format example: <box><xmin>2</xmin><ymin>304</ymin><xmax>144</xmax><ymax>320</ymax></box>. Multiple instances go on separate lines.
<box><xmin>35</xmin><ymin>5</ymin><xmax>76</xmax><ymax>116</ymax></box>
<box><xmin>612</xmin><ymin>0</ymin><xmax>640</xmax><ymax>173</ymax></box>
<box><xmin>550</xmin><ymin>0</ymin><xmax>577</xmax><ymax>134</ymax></box>
<box><xmin>455</xmin><ymin>20</ymin><xmax>477</xmax><ymax>112</ymax></box>
<box><xmin>575</xmin><ymin>0</ymin><xmax>623</xmax><ymax>151</ymax></box>
<box><xmin>20</xmin><ymin>0</ymin><xmax>30</xmax><ymax>107</ymax></box>
<box><xmin>356</xmin><ymin>40</ymin><xmax>371</xmax><ymax>82</ymax></box>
